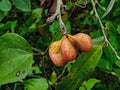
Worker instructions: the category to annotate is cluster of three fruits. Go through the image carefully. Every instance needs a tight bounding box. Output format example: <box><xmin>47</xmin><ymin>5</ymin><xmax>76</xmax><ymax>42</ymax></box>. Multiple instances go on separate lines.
<box><xmin>49</xmin><ymin>33</ymin><xmax>93</xmax><ymax>66</ymax></box>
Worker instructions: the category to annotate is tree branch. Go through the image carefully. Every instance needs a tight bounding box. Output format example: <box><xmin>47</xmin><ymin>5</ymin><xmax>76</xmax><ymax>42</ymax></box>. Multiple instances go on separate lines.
<box><xmin>91</xmin><ymin>0</ymin><xmax>120</xmax><ymax>60</ymax></box>
<box><xmin>46</xmin><ymin>0</ymin><xmax>68</xmax><ymax>35</ymax></box>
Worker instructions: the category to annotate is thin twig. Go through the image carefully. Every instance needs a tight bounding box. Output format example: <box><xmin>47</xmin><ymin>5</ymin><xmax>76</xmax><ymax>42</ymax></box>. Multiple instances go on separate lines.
<box><xmin>42</xmin><ymin>30</ymin><xmax>61</xmax><ymax>55</ymax></box>
<box><xmin>99</xmin><ymin>69</ymin><xmax>120</xmax><ymax>78</ymax></box>
<box><xmin>68</xmin><ymin>4</ymin><xmax>76</xmax><ymax>19</ymax></box>
<box><xmin>38</xmin><ymin>23</ymin><xmax>47</xmax><ymax>29</ymax></box>
<box><xmin>75</xmin><ymin>0</ymin><xmax>87</xmax><ymax>8</ymax></box>
<box><xmin>32</xmin><ymin>28</ymin><xmax>61</xmax><ymax>56</ymax></box>
<box><xmin>32</xmin><ymin>47</ymin><xmax>45</xmax><ymax>55</ymax></box>
<box><xmin>42</xmin><ymin>56</ymin><xmax>52</xmax><ymax>90</ymax></box>
<box><xmin>91</xmin><ymin>0</ymin><xmax>120</xmax><ymax>60</ymax></box>
<box><xmin>57</xmin><ymin>67</ymin><xmax>66</xmax><ymax>80</ymax></box>
<box><xmin>13</xmin><ymin>83</ymin><xmax>17</xmax><ymax>90</ymax></box>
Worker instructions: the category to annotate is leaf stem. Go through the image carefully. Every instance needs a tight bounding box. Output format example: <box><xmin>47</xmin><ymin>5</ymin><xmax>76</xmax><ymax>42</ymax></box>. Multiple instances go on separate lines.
<box><xmin>91</xmin><ymin>0</ymin><xmax>120</xmax><ymax>60</ymax></box>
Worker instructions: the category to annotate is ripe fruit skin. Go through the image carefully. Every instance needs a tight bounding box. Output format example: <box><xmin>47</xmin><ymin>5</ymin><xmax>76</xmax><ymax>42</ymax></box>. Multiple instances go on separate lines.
<box><xmin>73</xmin><ymin>33</ymin><xmax>93</xmax><ymax>52</ymax></box>
<box><xmin>67</xmin><ymin>34</ymin><xmax>79</xmax><ymax>52</ymax></box>
<box><xmin>49</xmin><ymin>40</ymin><xmax>66</xmax><ymax>66</ymax></box>
<box><xmin>61</xmin><ymin>35</ymin><xmax>78</xmax><ymax>62</ymax></box>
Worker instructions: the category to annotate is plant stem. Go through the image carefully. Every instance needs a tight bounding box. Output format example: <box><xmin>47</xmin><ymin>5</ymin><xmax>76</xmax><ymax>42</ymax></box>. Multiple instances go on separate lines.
<box><xmin>91</xmin><ymin>0</ymin><xmax>120</xmax><ymax>60</ymax></box>
<box><xmin>101</xmin><ymin>69</ymin><xmax>120</xmax><ymax>78</ymax></box>
<box><xmin>13</xmin><ymin>83</ymin><xmax>17</xmax><ymax>90</ymax></box>
<box><xmin>32</xmin><ymin>47</ymin><xmax>45</xmax><ymax>55</ymax></box>
<box><xmin>46</xmin><ymin>0</ymin><xmax>68</xmax><ymax>35</ymax></box>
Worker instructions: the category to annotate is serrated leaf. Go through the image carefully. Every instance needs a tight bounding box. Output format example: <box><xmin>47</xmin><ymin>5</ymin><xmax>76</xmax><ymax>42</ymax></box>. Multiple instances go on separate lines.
<box><xmin>102</xmin><ymin>0</ymin><xmax>115</xmax><ymax>19</ymax></box>
<box><xmin>11</xmin><ymin>0</ymin><xmax>31</xmax><ymax>11</ymax></box>
<box><xmin>0</xmin><ymin>0</ymin><xmax>11</xmax><ymax>11</ymax></box>
<box><xmin>0</xmin><ymin>33</ymin><xmax>34</xmax><ymax>85</ymax></box>
<box><xmin>56</xmin><ymin>45</ymin><xmax>103</xmax><ymax>90</ymax></box>
<box><xmin>24</xmin><ymin>78</ymin><xmax>48</xmax><ymax>90</ymax></box>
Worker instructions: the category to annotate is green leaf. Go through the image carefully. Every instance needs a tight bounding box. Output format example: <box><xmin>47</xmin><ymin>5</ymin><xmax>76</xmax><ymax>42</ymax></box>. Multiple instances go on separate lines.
<box><xmin>11</xmin><ymin>0</ymin><xmax>31</xmax><ymax>11</ymax></box>
<box><xmin>49</xmin><ymin>21</ymin><xmax>62</xmax><ymax>40</ymax></box>
<box><xmin>0</xmin><ymin>0</ymin><xmax>11</xmax><ymax>11</ymax></box>
<box><xmin>97</xmin><ymin>57</ymin><xmax>111</xmax><ymax>70</ymax></box>
<box><xmin>115</xmin><ymin>60</ymin><xmax>120</xmax><ymax>68</ymax></box>
<box><xmin>0</xmin><ymin>20</ymin><xmax>17</xmax><ymax>32</ymax></box>
<box><xmin>56</xmin><ymin>45</ymin><xmax>103</xmax><ymax>90</ymax></box>
<box><xmin>79</xmin><ymin>78</ymin><xmax>100</xmax><ymax>90</ymax></box>
<box><xmin>90</xmin><ymin>29</ymin><xmax>102</xmax><ymax>38</ymax></box>
<box><xmin>49</xmin><ymin>71</ymin><xmax>57</xmax><ymax>85</ymax></box>
<box><xmin>66</xmin><ymin>21</ymin><xmax>71</xmax><ymax>34</ymax></box>
<box><xmin>0</xmin><ymin>23</ymin><xmax>5</xmax><ymax>28</ymax></box>
<box><xmin>92</xmin><ymin>36</ymin><xmax>104</xmax><ymax>45</ymax></box>
<box><xmin>0</xmin><ymin>33</ymin><xmax>34</xmax><ymax>85</ymax></box>
<box><xmin>49</xmin><ymin>21</ymin><xmax>71</xmax><ymax>41</ymax></box>
<box><xmin>29</xmin><ymin>66</ymin><xmax>42</xmax><ymax>75</ymax></box>
<box><xmin>102</xmin><ymin>0</ymin><xmax>115</xmax><ymax>19</ymax></box>
<box><xmin>0</xmin><ymin>33</ymin><xmax>32</xmax><ymax>52</ymax></box>
<box><xmin>109</xmin><ymin>32</ymin><xmax>119</xmax><ymax>50</ymax></box>
<box><xmin>0</xmin><ymin>10</ymin><xmax>5</xmax><ymax>22</ymax></box>
<box><xmin>105</xmin><ymin>22</ymin><xmax>116</xmax><ymax>33</ymax></box>
<box><xmin>32</xmin><ymin>8</ymin><xmax>43</xmax><ymax>23</ymax></box>
<box><xmin>104</xmin><ymin>47</ymin><xmax>117</xmax><ymax>64</ymax></box>
<box><xmin>66</xmin><ymin>1</ymin><xmax>73</xmax><ymax>10</ymax></box>
<box><xmin>113</xmin><ymin>6</ymin><xmax>120</xmax><ymax>16</ymax></box>
<box><xmin>117</xmin><ymin>25</ymin><xmax>120</xmax><ymax>34</ymax></box>
<box><xmin>11</xmin><ymin>20</ymin><xmax>17</xmax><ymax>33</ymax></box>
<box><xmin>79</xmin><ymin>87</ymin><xmax>85</xmax><ymax>90</ymax></box>
<box><xmin>24</xmin><ymin>78</ymin><xmax>48</xmax><ymax>90</ymax></box>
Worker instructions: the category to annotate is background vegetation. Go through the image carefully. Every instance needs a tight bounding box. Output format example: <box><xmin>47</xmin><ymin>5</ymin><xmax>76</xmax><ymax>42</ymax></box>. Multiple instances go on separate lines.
<box><xmin>0</xmin><ymin>0</ymin><xmax>120</xmax><ymax>90</ymax></box>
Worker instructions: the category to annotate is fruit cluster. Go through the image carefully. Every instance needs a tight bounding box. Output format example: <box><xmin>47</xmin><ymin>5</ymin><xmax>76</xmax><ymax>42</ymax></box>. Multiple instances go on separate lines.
<box><xmin>49</xmin><ymin>33</ymin><xmax>93</xmax><ymax>66</ymax></box>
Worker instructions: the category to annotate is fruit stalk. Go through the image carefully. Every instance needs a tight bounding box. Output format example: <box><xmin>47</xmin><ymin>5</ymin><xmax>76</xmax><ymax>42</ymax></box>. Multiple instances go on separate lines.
<box><xmin>46</xmin><ymin>0</ymin><xmax>68</xmax><ymax>35</ymax></box>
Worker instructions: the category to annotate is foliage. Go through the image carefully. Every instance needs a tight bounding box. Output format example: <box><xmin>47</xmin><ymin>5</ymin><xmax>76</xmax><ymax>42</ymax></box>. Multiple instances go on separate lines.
<box><xmin>0</xmin><ymin>0</ymin><xmax>120</xmax><ymax>90</ymax></box>
<box><xmin>0</xmin><ymin>33</ymin><xmax>33</xmax><ymax>85</ymax></box>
